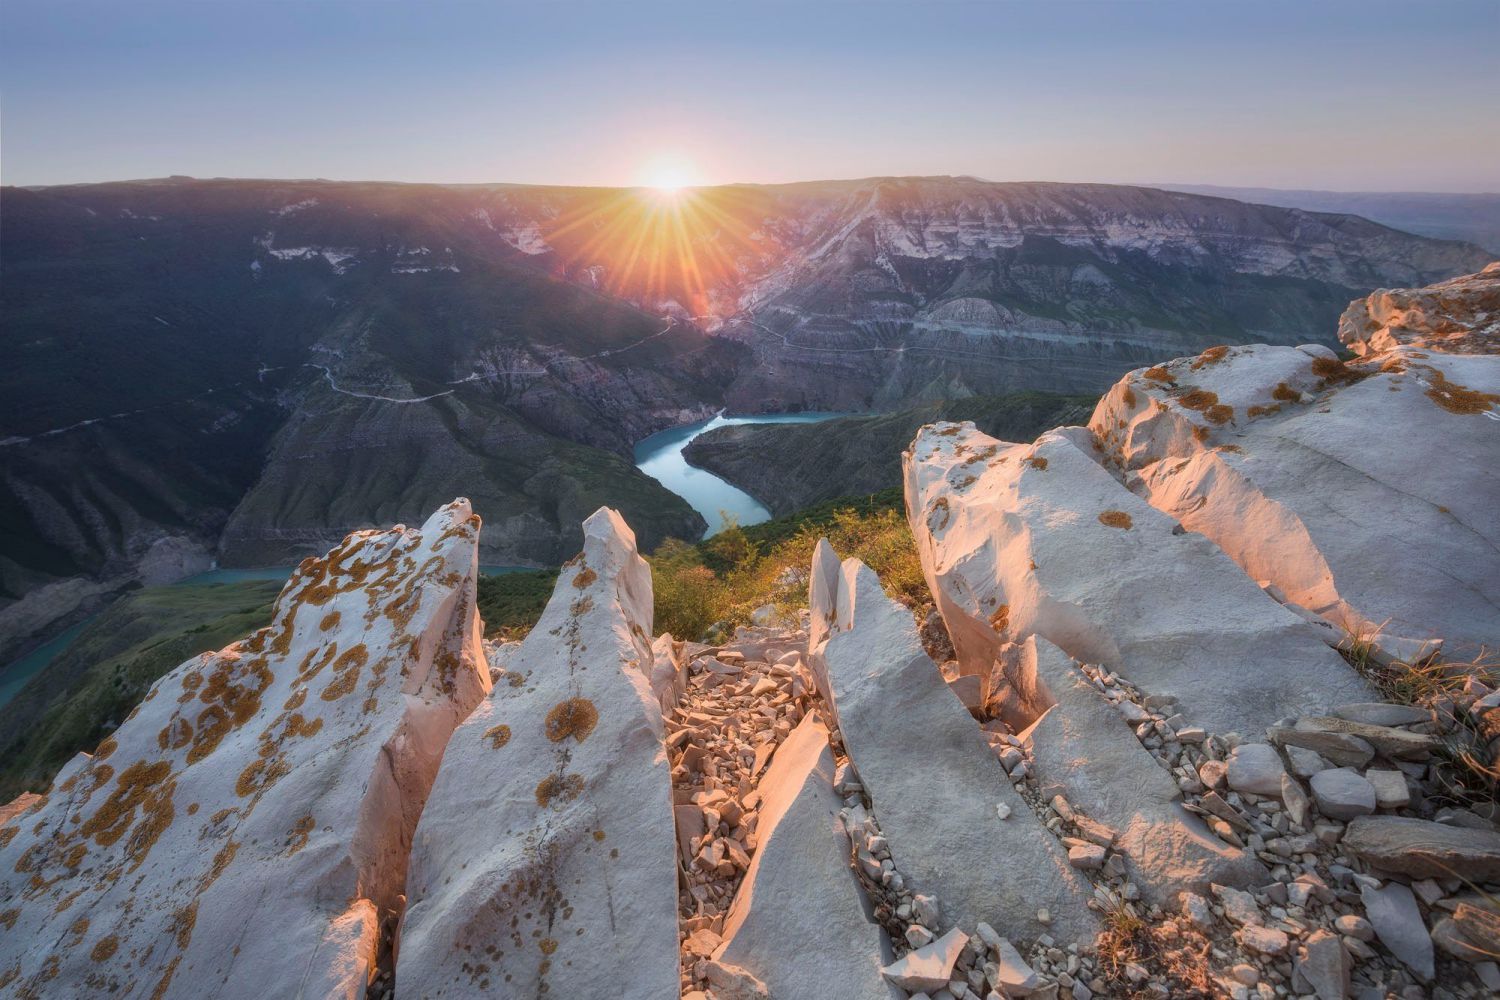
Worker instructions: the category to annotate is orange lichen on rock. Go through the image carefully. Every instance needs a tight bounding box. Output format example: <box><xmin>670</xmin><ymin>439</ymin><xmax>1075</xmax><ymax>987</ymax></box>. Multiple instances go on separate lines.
<box><xmin>1141</xmin><ymin>366</ymin><xmax>1176</xmax><ymax>385</ymax></box>
<box><xmin>1025</xmin><ymin>454</ymin><xmax>1049</xmax><ymax>470</ymax></box>
<box><xmin>1177</xmin><ymin>389</ymin><xmax>1218</xmax><ymax>411</ymax></box>
<box><xmin>319</xmin><ymin>644</ymin><xmax>369</xmax><ymax>702</ymax></box>
<box><xmin>1272</xmin><ymin>382</ymin><xmax>1300</xmax><ymax>402</ymax></box>
<box><xmin>990</xmin><ymin>604</ymin><xmax>1010</xmax><ymax>633</ymax></box>
<box><xmin>1098</xmin><ymin>510</ymin><xmax>1133</xmax><ymax>529</ymax></box>
<box><xmin>1310</xmin><ymin>355</ymin><xmax>1368</xmax><ymax>384</ymax></box>
<box><xmin>571</xmin><ymin>568</ymin><xmax>597</xmax><ymax>589</ymax></box>
<box><xmin>1204</xmin><ymin>404</ymin><xmax>1235</xmax><ymax>425</ymax></box>
<box><xmin>545</xmin><ymin>699</ymin><xmax>599</xmax><ymax>744</ymax></box>
<box><xmin>1121</xmin><ymin>386</ymin><xmax>1138</xmax><ymax>407</ymax></box>
<box><xmin>535</xmin><ymin>773</ymin><xmax>585</xmax><ymax>808</ymax></box>
<box><xmin>1420</xmin><ymin>367</ymin><xmax>1500</xmax><ymax>415</ymax></box>
<box><xmin>1190</xmin><ymin>345</ymin><xmax>1229</xmax><ymax>370</ymax></box>
<box><xmin>483</xmin><ymin>724</ymin><xmax>512</xmax><ymax>749</ymax></box>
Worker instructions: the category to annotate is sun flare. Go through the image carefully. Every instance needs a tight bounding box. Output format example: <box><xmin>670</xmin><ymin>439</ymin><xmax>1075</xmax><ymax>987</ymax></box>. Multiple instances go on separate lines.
<box><xmin>637</xmin><ymin>154</ymin><xmax>700</xmax><ymax>194</ymax></box>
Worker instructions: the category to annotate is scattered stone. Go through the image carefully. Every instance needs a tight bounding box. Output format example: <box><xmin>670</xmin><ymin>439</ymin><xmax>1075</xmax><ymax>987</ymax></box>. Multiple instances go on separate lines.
<box><xmin>1068</xmin><ymin>844</ymin><xmax>1106</xmax><ymax>870</ymax></box>
<box><xmin>882</xmin><ymin>928</ymin><xmax>970</xmax><ymax>993</ymax></box>
<box><xmin>1294</xmin><ymin>929</ymin><xmax>1350</xmax><ymax>1000</ymax></box>
<box><xmin>1281</xmin><ymin>772</ymin><xmax>1311</xmax><ymax>826</ymax></box>
<box><xmin>992</xmin><ymin>936</ymin><xmax>1041</xmax><ymax>995</ymax></box>
<box><xmin>1332</xmin><ymin>703</ymin><xmax>1428</xmax><ymax>727</ymax></box>
<box><xmin>1227</xmin><ymin>743</ymin><xmax>1287</xmax><ymax>797</ymax></box>
<box><xmin>1360</xmin><ymin>882</ymin><xmax>1435</xmax><ymax>981</ymax></box>
<box><xmin>1267</xmin><ymin>726</ymin><xmax>1376</xmax><ymax>769</ymax></box>
<box><xmin>1364</xmin><ymin>769</ymin><xmax>1411</xmax><ymax>810</ymax></box>
<box><xmin>1237</xmin><ymin>924</ymin><xmax>1289</xmax><ymax>956</ymax></box>
<box><xmin>1286</xmin><ymin>745</ymin><xmax>1333</xmax><ymax>779</ymax></box>
<box><xmin>1342</xmin><ymin>815</ymin><xmax>1500</xmax><ymax>881</ymax></box>
<box><xmin>1309</xmin><ymin>767</ymin><xmax>1377</xmax><ymax>821</ymax></box>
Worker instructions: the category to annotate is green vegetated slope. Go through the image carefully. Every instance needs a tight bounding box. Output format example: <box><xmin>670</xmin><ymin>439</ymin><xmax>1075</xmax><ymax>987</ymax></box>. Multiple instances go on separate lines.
<box><xmin>682</xmin><ymin>392</ymin><xmax>1097</xmax><ymax>516</ymax></box>
<box><xmin>0</xmin><ymin>581</ymin><xmax>283</xmax><ymax>801</ymax></box>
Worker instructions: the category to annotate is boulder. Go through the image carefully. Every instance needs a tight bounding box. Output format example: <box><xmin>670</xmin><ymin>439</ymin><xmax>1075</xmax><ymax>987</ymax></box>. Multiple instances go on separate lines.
<box><xmin>1342</xmin><ymin>815</ymin><xmax>1500</xmax><ymax>882</ymax></box>
<box><xmin>903</xmin><ymin>422</ymin><xmax>1370</xmax><ymax>735</ymax></box>
<box><xmin>1021</xmin><ymin>636</ymin><xmax>1262</xmax><ymax>900</ymax></box>
<box><xmin>397</xmin><ymin>508</ymin><xmax>679</xmax><ymax>999</ymax></box>
<box><xmin>1089</xmin><ymin>309</ymin><xmax>1500</xmax><ymax>657</ymax></box>
<box><xmin>0</xmin><ymin>500</ymin><xmax>490</xmax><ymax>999</ymax></box>
<box><xmin>1339</xmin><ymin>262</ymin><xmax>1500</xmax><ymax>356</ymax></box>
<box><xmin>809</xmin><ymin>546</ymin><xmax>1096</xmax><ymax>946</ymax></box>
<box><xmin>711</xmin><ymin>715</ymin><xmax>900</xmax><ymax>999</ymax></box>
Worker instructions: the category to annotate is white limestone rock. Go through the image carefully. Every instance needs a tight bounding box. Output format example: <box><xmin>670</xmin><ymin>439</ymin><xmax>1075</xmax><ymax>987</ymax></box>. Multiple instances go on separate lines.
<box><xmin>713</xmin><ymin>715</ymin><xmax>900</xmax><ymax>999</ymax></box>
<box><xmin>1339</xmin><ymin>262</ymin><xmax>1500</xmax><ymax>357</ymax></box>
<box><xmin>809</xmin><ymin>546</ymin><xmax>1097</xmax><ymax>946</ymax></box>
<box><xmin>397</xmin><ymin>508</ymin><xmax>679</xmax><ymax>999</ymax></box>
<box><xmin>1089</xmin><ymin>324</ymin><xmax>1500</xmax><ymax>656</ymax></box>
<box><xmin>1020</xmin><ymin>636</ymin><xmax>1263</xmax><ymax>901</ymax></box>
<box><xmin>903</xmin><ymin>421</ymin><xmax>1368</xmax><ymax>734</ymax></box>
<box><xmin>0</xmin><ymin>500</ymin><xmax>490</xmax><ymax>999</ymax></box>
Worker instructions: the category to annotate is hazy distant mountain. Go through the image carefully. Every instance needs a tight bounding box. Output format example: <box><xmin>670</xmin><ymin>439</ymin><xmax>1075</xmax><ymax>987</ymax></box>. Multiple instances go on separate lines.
<box><xmin>1</xmin><ymin>175</ymin><xmax>1490</xmax><ymax>662</ymax></box>
<box><xmin>1159</xmin><ymin>184</ymin><xmax>1500</xmax><ymax>253</ymax></box>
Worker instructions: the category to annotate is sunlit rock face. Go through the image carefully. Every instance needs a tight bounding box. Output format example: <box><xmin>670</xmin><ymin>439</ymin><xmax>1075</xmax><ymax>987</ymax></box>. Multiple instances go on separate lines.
<box><xmin>1087</xmin><ymin>276</ymin><xmax>1500</xmax><ymax>655</ymax></box>
<box><xmin>1339</xmin><ymin>261</ymin><xmax>1500</xmax><ymax>356</ymax></box>
<box><xmin>0</xmin><ymin>501</ymin><xmax>489</xmax><ymax>999</ymax></box>
<box><xmin>808</xmin><ymin>545</ymin><xmax>1099</xmax><ymax>947</ymax></box>
<box><xmin>709</xmin><ymin>714</ymin><xmax>899</xmax><ymax>1000</ymax></box>
<box><xmin>396</xmin><ymin>507</ymin><xmax>680</xmax><ymax>999</ymax></box>
<box><xmin>904</xmin><ymin>419</ymin><xmax>1370</xmax><ymax>735</ymax></box>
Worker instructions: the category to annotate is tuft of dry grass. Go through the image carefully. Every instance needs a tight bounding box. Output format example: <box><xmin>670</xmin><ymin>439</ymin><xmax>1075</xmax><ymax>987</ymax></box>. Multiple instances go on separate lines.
<box><xmin>1094</xmin><ymin>892</ymin><xmax>1215</xmax><ymax>998</ymax></box>
<box><xmin>1334</xmin><ymin>621</ymin><xmax>1500</xmax><ymax>806</ymax></box>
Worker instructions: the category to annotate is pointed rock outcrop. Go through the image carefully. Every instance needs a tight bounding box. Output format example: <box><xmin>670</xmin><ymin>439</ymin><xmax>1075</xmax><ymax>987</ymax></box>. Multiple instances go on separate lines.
<box><xmin>710</xmin><ymin>714</ymin><xmax>900</xmax><ymax>999</ymax></box>
<box><xmin>1089</xmin><ymin>273</ymin><xmax>1500</xmax><ymax>655</ymax></box>
<box><xmin>396</xmin><ymin>508</ymin><xmax>679</xmax><ymax>999</ymax></box>
<box><xmin>1019</xmin><ymin>635</ymin><xmax>1264</xmax><ymax>901</ymax></box>
<box><xmin>904</xmin><ymin>421</ymin><xmax>1368</xmax><ymax>734</ymax></box>
<box><xmin>0</xmin><ymin>500</ymin><xmax>490</xmax><ymax>999</ymax></box>
<box><xmin>808</xmin><ymin>545</ymin><xmax>1098</xmax><ymax>946</ymax></box>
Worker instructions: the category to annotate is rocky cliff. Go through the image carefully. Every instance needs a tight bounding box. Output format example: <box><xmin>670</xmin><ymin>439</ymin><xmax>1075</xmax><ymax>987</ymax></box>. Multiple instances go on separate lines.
<box><xmin>4</xmin><ymin>268</ymin><xmax>1500</xmax><ymax>999</ymax></box>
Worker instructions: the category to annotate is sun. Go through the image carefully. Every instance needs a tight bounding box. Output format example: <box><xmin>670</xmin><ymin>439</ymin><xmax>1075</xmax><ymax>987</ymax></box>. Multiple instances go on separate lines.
<box><xmin>636</xmin><ymin>154</ymin><xmax>700</xmax><ymax>194</ymax></box>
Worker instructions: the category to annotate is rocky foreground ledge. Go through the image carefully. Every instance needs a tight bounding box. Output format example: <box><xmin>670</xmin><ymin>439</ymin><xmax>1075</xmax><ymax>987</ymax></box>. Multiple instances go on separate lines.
<box><xmin>3</xmin><ymin>267</ymin><xmax>1499</xmax><ymax>999</ymax></box>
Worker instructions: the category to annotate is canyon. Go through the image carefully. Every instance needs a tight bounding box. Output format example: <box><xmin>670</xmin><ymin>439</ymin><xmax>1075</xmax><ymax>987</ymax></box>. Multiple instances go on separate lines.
<box><xmin>3</xmin><ymin>266</ymin><xmax>1497</xmax><ymax>998</ymax></box>
<box><xmin>2</xmin><ymin>176</ymin><xmax>1493</xmax><ymax>670</ymax></box>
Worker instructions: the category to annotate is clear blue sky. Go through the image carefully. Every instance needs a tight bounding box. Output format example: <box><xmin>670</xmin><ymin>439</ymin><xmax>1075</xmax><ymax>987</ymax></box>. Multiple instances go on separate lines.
<box><xmin>2</xmin><ymin>0</ymin><xmax>1497</xmax><ymax>191</ymax></box>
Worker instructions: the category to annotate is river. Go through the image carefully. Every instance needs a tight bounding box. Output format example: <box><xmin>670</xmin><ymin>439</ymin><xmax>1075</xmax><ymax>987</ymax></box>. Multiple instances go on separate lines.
<box><xmin>633</xmin><ymin>411</ymin><xmax>847</xmax><ymax>537</ymax></box>
<box><xmin>3</xmin><ymin>412</ymin><xmax>833</xmax><ymax>708</ymax></box>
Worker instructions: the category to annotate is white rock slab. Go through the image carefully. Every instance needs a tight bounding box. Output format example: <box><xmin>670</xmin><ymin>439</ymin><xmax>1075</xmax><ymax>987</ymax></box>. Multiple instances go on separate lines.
<box><xmin>1020</xmin><ymin>636</ymin><xmax>1263</xmax><ymax>901</ymax></box>
<box><xmin>1089</xmin><ymin>328</ymin><xmax>1500</xmax><ymax>655</ymax></box>
<box><xmin>397</xmin><ymin>508</ymin><xmax>679</xmax><ymax>999</ymax></box>
<box><xmin>0</xmin><ymin>500</ymin><xmax>490</xmax><ymax>999</ymax></box>
<box><xmin>712</xmin><ymin>714</ymin><xmax>901</xmax><ymax>999</ymax></box>
<box><xmin>809</xmin><ymin>546</ymin><xmax>1096</xmax><ymax>946</ymax></box>
<box><xmin>904</xmin><ymin>421</ymin><xmax>1369</xmax><ymax>734</ymax></box>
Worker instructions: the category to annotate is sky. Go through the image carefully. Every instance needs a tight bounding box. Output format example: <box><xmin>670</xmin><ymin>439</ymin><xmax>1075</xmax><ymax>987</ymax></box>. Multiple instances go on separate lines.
<box><xmin>2</xmin><ymin>0</ymin><xmax>1497</xmax><ymax>192</ymax></box>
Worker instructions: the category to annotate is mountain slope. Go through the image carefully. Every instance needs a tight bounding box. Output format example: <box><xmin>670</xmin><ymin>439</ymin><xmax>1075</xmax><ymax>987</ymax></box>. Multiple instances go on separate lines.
<box><xmin>1</xmin><ymin>175</ymin><xmax>1490</xmax><ymax>664</ymax></box>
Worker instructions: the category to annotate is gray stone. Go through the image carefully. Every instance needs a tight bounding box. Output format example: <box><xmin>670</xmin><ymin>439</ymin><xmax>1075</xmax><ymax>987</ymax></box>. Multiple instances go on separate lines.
<box><xmin>811</xmin><ymin>550</ymin><xmax>1096</xmax><ymax>945</ymax></box>
<box><xmin>1360</xmin><ymin>882</ymin><xmax>1434</xmax><ymax>981</ymax></box>
<box><xmin>1365</xmin><ymin>769</ymin><xmax>1410</xmax><ymax>810</ymax></box>
<box><xmin>1296</xmin><ymin>716</ymin><xmax>1439</xmax><ymax>760</ymax></box>
<box><xmin>1022</xmin><ymin>636</ymin><xmax>1261</xmax><ymax>900</ymax></box>
<box><xmin>1294</xmin><ymin>929</ymin><xmax>1350</xmax><ymax>1000</ymax></box>
<box><xmin>1227</xmin><ymin>743</ymin><xmax>1287</xmax><ymax>797</ymax></box>
<box><xmin>1281</xmin><ymin>773</ymin><xmax>1311</xmax><ymax>827</ymax></box>
<box><xmin>1310</xmin><ymin>768</ymin><xmax>1377</xmax><ymax>821</ymax></box>
<box><xmin>712</xmin><ymin>715</ymin><xmax>899</xmax><ymax>1000</ymax></box>
<box><xmin>991</xmin><ymin>937</ymin><xmax>1040</xmax><ymax>995</ymax></box>
<box><xmin>1267</xmin><ymin>726</ymin><xmax>1375</xmax><ymax>769</ymax></box>
<box><xmin>1342</xmin><ymin>815</ymin><xmax>1500</xmax><ymax>881</ymax></box>
<box><xmin>1286</xmin><ymin>745</ymin><xmax>1332</xmax><ymax>779</ymax></box>
<box><xmin>882</xmin><ymin>928</ymin><xmax>969</xmax><ymax>993</ymax></box>
<box><xmin>1332</xmin><ymin>703</ymin><xmax>1428</xmax><ymax>727</ymax></box>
